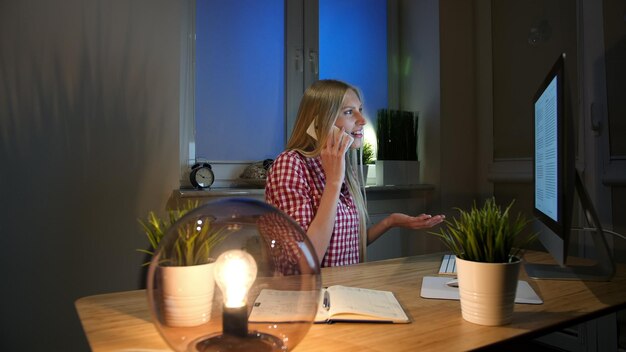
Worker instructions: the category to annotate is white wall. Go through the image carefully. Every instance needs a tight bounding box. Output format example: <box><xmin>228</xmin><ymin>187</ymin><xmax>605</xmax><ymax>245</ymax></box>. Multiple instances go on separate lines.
<box><xmin>396</xmin><ymin>0</ymin><xmax>442</xmax><ymax>211</ymax></box>
<box><xmin>0</xmin><ymin>1</ymin><xmax>183</xmax><ymax>350</ymax></box>
<box><xmin>394</xmin><ymin>0</ymin><xmax>479</xmax><ymax>214</ymax></box>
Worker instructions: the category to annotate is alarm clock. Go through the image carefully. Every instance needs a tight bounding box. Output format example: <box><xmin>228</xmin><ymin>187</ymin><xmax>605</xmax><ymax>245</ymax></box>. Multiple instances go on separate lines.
<box><xmin>190</xmin><ymin>162</ymin><xmax>214</xmax><ymax>189</ymax></box>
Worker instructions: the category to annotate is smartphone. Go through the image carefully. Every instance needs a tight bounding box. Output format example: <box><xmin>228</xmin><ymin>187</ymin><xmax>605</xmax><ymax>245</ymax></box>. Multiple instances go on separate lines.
<box><xmin>307</xmin><ymin>122</ymin><xmax>354</xmax><ymax>149</ymax></box>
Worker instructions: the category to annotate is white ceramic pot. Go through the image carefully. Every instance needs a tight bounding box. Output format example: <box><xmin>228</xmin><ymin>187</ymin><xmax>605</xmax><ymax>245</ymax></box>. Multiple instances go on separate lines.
<box><xmin>161</xmin><ymin>262</ymin><xmax>215</xmax><ymax>327</ymax></box>
<box><xmin>456</xmin><ymin>257</ymin><xmax>521</xmax><ymax>326</ymax></box>
<box><xmin>375</xmin><ymin>160</ymin><xmax>420</xmax><ymax>186</ymax></box>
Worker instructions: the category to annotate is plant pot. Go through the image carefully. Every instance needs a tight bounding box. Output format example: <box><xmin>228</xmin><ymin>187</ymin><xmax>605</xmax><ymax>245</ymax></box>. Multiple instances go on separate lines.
<box><xmin>161</xmin><ymin>262</ymin><xmax>216</xmax><ymax>327</ymax></box>
<box><xmin>375</xmin><ymin>160</ymin><xmax>420</xmax><ymax>186</ymax></box>
<box><xmin>358</xmin><ymin>164</ymin><xmax>369</xmax><ymax>182</ymax></box>
<box><xmin>456</xmin><ymin>257</ymin><xmax>521</xmax><ymax>326</ymax></box>
<box><xmin>366</xmin><ymin>164</ymin><xmax>376</xmax><ymax>185</ymax></box>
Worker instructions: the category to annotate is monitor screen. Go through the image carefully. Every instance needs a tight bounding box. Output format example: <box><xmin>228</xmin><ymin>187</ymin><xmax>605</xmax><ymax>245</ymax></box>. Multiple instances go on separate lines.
<box><xmin>534</xmin><ymin>75</ymin><xmax>559</xmax><ymax>223</ymax></box>
<box><xmin>533</xmin><ymin>54</ymin><xmax>575</xmax><ymax>265</ymax></box>
<box><xmin>526</xmin><ymin>53</ymin><xmax>614</xmax><ymax>281</ymax></box>
<box><xmin>533</xmin><ymin>53</ymin><xmax>571</xmax><ymax>256</ymax></box>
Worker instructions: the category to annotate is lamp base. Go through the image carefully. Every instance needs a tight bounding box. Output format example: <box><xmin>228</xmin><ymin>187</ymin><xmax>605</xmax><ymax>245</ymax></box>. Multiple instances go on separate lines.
<box><xmin>194</xmin><ymin>331</ymin><xmax>285</xmax><ymax>352</ymax></box>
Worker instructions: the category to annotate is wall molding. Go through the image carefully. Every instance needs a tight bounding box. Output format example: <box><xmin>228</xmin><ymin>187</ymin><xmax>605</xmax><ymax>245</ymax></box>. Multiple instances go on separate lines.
<box><xmin>487</xmin><ymin>156</ymin><xmax>626</xmax><ymax>186</ymax></box>
<box><xmin>487</xmin><ymin>158</ymin><xmax>532</xmax><ymax>183</ymax></box>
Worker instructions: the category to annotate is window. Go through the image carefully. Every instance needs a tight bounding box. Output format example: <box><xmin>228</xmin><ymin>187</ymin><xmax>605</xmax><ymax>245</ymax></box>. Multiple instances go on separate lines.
<box><xmin>194</xmin><ymin>0</ymin><xmax>284</xmax><ymax>162</ymax></box>
<box><xmin>182</xmin><ymin>0</ymin><xmax>388</xmax><ymax>187</ymax></box>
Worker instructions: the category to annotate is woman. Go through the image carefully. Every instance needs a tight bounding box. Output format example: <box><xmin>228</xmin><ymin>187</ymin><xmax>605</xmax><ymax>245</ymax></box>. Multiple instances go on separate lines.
<box><xmin>265</xmin><ymin>79</ymin><xmax>444</xmax><ymax>267</ymax></box>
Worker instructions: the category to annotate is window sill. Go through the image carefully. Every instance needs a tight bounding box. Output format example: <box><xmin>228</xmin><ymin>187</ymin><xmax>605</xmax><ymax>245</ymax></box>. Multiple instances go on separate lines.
<box><xmin>167</xmin><ymin>187</ymin><xmax>265</xmax><ymax>209</ymax></box>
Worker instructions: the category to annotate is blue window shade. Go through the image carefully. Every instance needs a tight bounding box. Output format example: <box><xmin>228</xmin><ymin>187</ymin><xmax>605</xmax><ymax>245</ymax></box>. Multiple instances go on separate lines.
<box><xmin>195</xmin><ymin>0</ymin><xmax>284</xmax><ymax>161</ymax></box>
<box><xmin>319</xmin><ymin>0</ymin><xmax>388</xmax><ymax>118</ymax></box>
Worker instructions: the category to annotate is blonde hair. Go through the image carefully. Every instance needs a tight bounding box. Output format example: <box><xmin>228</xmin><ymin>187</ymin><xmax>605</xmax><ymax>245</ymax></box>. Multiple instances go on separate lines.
<box><xmin>287</xmin><ymin>79</ymin><xmax>370</xmax><ymax>261</ymax></box>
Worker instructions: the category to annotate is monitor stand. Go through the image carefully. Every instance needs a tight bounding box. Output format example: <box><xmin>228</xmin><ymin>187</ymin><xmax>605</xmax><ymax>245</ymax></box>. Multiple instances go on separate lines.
<box><xmin>524</xmin><ymin>172</ymin><xmax>615</xmax><ymax>281</ymax></box>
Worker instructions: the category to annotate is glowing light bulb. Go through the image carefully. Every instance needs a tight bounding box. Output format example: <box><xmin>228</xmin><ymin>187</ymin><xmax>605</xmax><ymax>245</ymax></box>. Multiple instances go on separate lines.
<box><xmin>214</xmin><ymin>249</ymin><xmax>257</xmax><ymax>308</ymax></box>
<box><xmin>214</xmin><ymin>250</ymin><xmax>258</xmax><ymax>338</ymax></box>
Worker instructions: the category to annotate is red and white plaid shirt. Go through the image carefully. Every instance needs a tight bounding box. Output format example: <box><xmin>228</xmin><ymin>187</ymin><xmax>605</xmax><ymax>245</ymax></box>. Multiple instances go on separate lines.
<box><xmin>265</xmin><ymin>150</ymin><xmax>360</xmax><ymax>267</ymax></box>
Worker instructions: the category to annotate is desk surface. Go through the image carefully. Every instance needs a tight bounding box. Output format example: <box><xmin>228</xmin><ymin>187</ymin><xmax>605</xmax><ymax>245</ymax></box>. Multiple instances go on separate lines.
<box><xmin>75</xmin><ymin>251</ymin><xmax>626</xmax><ymax>351</ymax></box>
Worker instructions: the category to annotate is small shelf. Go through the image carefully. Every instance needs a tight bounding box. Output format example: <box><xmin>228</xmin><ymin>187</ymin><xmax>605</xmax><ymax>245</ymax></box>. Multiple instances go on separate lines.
<box><xmin>170</xmin><ymin>184</ymin><xmax>436</xmax><ymax>210</ymax></box>
<box><xmin>177</xmin><ymin>184</ymin><xmax>435</xmax><ymax>198</ymax></box>
<box><xmin>168</xmin><ymin>188</ymin><xmax>265</xmax><ymax>209</ymax></box>
<box><xmin>178</xmin><ymin>187</ymin><xmax>265</xmax><ymax>198</ymax></box>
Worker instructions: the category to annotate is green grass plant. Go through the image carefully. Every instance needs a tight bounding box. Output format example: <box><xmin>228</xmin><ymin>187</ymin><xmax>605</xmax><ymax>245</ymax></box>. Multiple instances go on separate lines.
<box><xmin>430</xmin><ymin>198</ymin><xmax>535</xmax><ymax>263</ymax></box>
<box><xmin>360</xmin><ymin>141</ymin><xmax>374</xmax><ymax>165</ymax></box>
<box><xmin>138</xmin><ymin>201</ymin><xmax>233</xmax><ymax>266</ymax></box>
<box><xmin>376</xmin><ymin>109</ymin><xmax>418</xmax><ymax>161</ymax></box>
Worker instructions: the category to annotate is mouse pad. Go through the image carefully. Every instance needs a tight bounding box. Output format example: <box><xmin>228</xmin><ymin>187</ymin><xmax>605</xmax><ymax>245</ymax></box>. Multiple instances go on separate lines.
<box><xmin>420</xmin><ymin>276</ymin><xmax>543</xmax><ymax>304</ymax></box>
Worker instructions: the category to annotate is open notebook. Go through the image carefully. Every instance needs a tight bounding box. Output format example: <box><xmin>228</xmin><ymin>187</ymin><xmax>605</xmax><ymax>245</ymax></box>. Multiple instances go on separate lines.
<box><xmin>249</xmin><ymin>285</ymin><xmax>410</xmax><ymax>324</ymax></box>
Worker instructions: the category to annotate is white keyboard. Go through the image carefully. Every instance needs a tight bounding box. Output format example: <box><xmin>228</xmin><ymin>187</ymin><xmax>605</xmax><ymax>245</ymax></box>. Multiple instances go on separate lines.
<box><xmin>438</xmin><ymin>254</ymin><xmax>457</xmax><ymax>275</ymax></box>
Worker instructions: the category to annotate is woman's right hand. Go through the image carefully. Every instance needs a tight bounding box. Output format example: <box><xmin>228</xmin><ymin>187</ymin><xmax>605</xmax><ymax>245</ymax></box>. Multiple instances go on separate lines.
<box><xmin>319</xmin><ymin>127</ymin><xmax>350</xmax><ymax>187</ymax></box>
<box><xmin>308</xmin><ymin>126</ymin><xmax>350</xmax><ymax>262</ymax></box>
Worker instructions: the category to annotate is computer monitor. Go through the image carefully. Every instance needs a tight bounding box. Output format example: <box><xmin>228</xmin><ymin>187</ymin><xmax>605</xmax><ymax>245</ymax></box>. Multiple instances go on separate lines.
<box><xmin>524</xmin><ymin>53</ymin><xmax>615</xmax><ymax>281</ymax></box>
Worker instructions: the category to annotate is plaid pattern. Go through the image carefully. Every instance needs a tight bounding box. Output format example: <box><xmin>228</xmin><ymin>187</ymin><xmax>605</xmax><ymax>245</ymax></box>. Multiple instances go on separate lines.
<box><xmin>257</xmin><ymin>212</ymin><xmax>305</xmax><ymax>276</ymax></box>
<box><xmin>265</xmin><ymin>150</ymin><xmax>360</xmax><ymax>267</ymax></box>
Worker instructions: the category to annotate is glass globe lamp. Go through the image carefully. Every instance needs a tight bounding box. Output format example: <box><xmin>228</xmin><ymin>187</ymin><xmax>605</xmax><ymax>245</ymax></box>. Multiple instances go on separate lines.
<box><xmin>147</xmin><ymin>198</ymin><xmax>321</xmax><ymax>352</ymax></box>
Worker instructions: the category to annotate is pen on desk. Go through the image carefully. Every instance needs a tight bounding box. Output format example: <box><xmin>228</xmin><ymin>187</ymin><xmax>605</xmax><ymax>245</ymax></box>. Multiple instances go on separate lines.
<box><xmin>323</xmin><ymin>290</ymin><xmax>330</xmax><ymax>310</ymax></box>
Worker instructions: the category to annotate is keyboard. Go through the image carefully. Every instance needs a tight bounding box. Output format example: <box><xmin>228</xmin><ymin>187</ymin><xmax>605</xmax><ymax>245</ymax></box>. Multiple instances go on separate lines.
<box><xmin>438</xmin><ymin>254</ymin><xmax>457</xmax><ymax>275</ymax></box>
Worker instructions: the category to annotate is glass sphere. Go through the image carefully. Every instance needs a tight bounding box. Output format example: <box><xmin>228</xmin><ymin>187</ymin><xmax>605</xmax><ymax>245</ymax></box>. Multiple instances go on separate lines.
<box><xmin>147</xmin><ymin>198</ymin><xmax>321</xmax><ymax>352</ymax></box>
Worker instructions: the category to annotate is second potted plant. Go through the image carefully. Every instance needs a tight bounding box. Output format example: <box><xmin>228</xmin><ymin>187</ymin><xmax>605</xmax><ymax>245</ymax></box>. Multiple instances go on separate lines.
<box><xmin>359</xmin><ymin>141</ymin><xmax>375</xmax><ymax>183</ymax></box>
<box><xmin>375</xmin><ymin>109</ymin><xmax>419</xmax><ymax>185</ymax></box>
<box><xmin>138</xmin><ymin>201</ymin><xmax>235</xmax><ymax>327</ymax></box>
<box><xmin>430</xmin><ymin>197</ymin><xmax>535</xmax><ymax>326</ymax></box>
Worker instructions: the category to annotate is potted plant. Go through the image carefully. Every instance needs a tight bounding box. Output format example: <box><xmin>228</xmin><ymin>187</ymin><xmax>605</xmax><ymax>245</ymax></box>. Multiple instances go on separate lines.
<box><xmin>361</xmin><ymin>141</ymin><xmax>374</xmax><ymax>165</ymax></box>
<box><xmin>430</xmin><ymin>197</ymin><xmax>535</xmax><ymax>326</ymax></box>
<box><xmin>138</xmin><ymin>200</ymin><xmax>229</xmax><ymax>266</ymax></box>
<box><xmin>138</xmin><ymin>201</ymin><xmax>234</xmax><ymax>327</ymax></box>
<box><xmin>359</xmin><ymin>141</ymin><xmax>375</xmax><ymax>182</ymax></box>
<box><xmin>375</xmin><ymin>109</ymin><xmax>419</xmax><ymax>185</ymax></box>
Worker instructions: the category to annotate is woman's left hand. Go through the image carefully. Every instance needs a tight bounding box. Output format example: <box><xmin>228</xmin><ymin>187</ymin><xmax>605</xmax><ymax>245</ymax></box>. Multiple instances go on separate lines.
<box><xmin>387</xmin><ymin>213</ymin><xmax>446</xmax><ymax>230</ymax></box>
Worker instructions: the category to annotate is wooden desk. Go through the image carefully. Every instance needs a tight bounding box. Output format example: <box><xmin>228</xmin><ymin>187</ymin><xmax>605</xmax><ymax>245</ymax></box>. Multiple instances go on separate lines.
<box><xmin>75</xmin><ymin>252</ymin><xmax>626</xmax><ymax>351</ymax></box>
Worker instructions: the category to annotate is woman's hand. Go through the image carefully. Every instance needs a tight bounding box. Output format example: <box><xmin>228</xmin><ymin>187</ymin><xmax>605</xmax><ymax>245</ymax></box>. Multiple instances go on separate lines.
<box><xmin>306</xmin><ymin>127</ymin><xmax>351</xmax><ymax>263</ymax></box>
<box><xmin>319</xmin><ymin>127</ymin><xmax>350</xmax><ymax>187</ymax></box>
<box><xmin>367</xmin><ymin>213</ymin><xmax>446</xmax><ymax>245</ymax></box>
<box><xmin>386</xmin><ymin>213</ymin><xmax>446</xmax><ymax>230</ymax></box>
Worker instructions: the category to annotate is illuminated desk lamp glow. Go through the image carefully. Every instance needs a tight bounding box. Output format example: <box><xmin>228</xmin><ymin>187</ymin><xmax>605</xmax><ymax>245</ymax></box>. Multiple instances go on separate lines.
<box><xmin>214</xmin><ymin>249</ymin><xmax>257</xmax><ymax>337</ymax></box>
<box><xmin>146</xmin><ymin>198</ymin><xmax>321</xmax><ymax>352</ymax></box>
<box><xmin>195</xmin><ymin>249</ymin><xmax>284</xmax><ymax>351</ymax></box>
